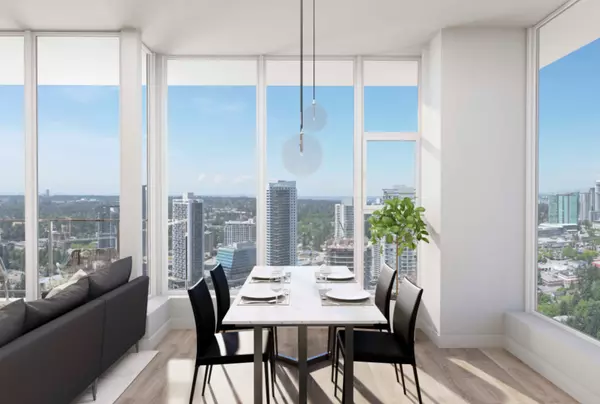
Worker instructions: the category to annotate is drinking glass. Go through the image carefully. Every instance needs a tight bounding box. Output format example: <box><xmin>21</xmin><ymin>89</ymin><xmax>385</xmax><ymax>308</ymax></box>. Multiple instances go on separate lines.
<box><xmin>270</xmin><ymin>268</ymin><xmax>284</xmax><ymax>302</ymax></box>
<box><xmin>320</xmin><ymin>265</ymin><xmax>332</xmax><ymax>283</ymax></box>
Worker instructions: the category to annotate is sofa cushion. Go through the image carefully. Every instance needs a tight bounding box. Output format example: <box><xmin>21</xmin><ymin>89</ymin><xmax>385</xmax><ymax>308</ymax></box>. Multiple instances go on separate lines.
<box><xmin>88</xmin><ymin>256</ymin><xmax>132</xmax><ymax>299</ymax></box>
<box><xmin>0</xmin><ymin>299</ymin><xmax>26</xmax><ymax>348</ymax></box>
<box><xmin>46</xmin><ymin>269</ymin><xmax>88</xmax><ymax>299</ymax></box>
<box><xmin>24</xmin><ymin>277</ymin><xmax>90</xmax><ymax>333</ymax></box>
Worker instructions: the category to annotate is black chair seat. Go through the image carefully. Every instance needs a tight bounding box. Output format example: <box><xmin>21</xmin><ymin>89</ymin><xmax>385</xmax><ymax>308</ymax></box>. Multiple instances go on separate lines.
<box><xmin>219</xmin><ymin>323</ymin><xmax>254</xmax><ymax>332</ymax></box>
<box><xmin>199</xmin><ymin>330</ymin><xmax>271</xmax><ymax>365</ymax></box>
<box><xmin>337</xmin><ymin>330</ymin><xmax>412</xmax><ymax>364</ymax></box>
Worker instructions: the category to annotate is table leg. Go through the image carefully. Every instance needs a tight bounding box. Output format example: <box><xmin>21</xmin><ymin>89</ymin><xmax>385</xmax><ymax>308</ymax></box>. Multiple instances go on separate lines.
<box><xmin>298</xmin><ymin>325</ymin><xmax>308</xmax><ymax>403</ymax></box>
<box><xmin>343</xmin><ymin>325</ymin><xmax>354</xmax><ymax>403</ymax></box>
<box><xmin>254</xmin><ymin>326</ymin><xmax>263</xmax><ymax>404</ymax></box>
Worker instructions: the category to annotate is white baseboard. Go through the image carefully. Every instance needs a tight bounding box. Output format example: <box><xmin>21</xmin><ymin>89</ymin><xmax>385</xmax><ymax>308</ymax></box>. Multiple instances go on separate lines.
<box><xmin>505</xmin><ymin>336</ymin><xmax>596</xmax><ymax>404</ymax></box>
<box><xmin>418</xmin><ymin>321</ymin><xmax>503</xmax><ymax>348</ymax></box>
<box><xmin>170</xmin><ymin>316</ymin><xmax>195</xmax><ymax>329</ymax></box>
<box><xmin>140</xmin><ymin>318</ymin><xmax>172</xmax><ymax>351</ymax></box>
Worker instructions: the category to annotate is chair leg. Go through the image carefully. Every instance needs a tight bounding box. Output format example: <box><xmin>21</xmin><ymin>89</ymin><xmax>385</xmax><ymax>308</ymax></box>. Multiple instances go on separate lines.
<box><xmin>92</xmin><ymin>378</ymin><xmax>98</xmax><ymax>401</ymax></box>
<box><xmin>273</xmin><ymin>327</ymin><xmax>279</xmax><ymax>356</ymax></box>
<box><xmin>207</xmin><ymin>365</ymin><xmax>213</xmax><ymax>384</ymax></box>
<box><xmin>399</xmin><ymin>365</ymin><xmax>406</xmax><ymax>395</ymax></box>
<box><xmin>330</xmin><ymin>326</ymin><xmax>337</xmax><ymax>382</ymax></box>
<box><xmin>264</xmin><ymin>359</ymin><xmax>270</xmax><ymax>404</ymax></box>
<box><xmin>201</xmin><ymin>365</ymin><xmax>209</xmax><ymax>396</ymax></box>
<box><xmin>189</xmin><ymin>365</ymin><xmax>199</xmax><ymax>404</ymax></box>
<box><xmin>270</xmin><ymin>334</ymin><xmax>276</xmax><ymax>396</ymax></box>
<box><xmin>334</xmin><ymin>342</ymin><xmax>340</xmax><ymax>398</ymax></box>
<box><xmin>413</xmin><ymin>364</ymin><xmax>423</xmax><ymax>404</ymax></box>
<box><xmin>394</xmin><ymin>363</ymin><xmax>400</xmax><ymax>383</ymax></box>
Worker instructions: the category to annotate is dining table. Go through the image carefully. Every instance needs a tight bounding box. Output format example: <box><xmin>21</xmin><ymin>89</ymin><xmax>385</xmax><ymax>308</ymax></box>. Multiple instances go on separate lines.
<box><xmin>222</xmin><ymin>265</ymin><xmax>387</xmax><ymax>404</ymax></box>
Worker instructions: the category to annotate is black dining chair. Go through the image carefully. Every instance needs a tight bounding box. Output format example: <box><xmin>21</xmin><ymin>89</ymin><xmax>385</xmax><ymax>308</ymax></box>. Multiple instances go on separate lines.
<box><xmin>187</xmin><ymin>278</ymin><xmax>275</xmax><ymax>404</ymax></box>
<box><xmin>334</xmin><ymin>277</ymin><xmax>424</xmax><ymax>404</ymax></box>
<box><xmin>209</xmin><ymin>264</ymin><xmax>278</xmax><ymax>389</ymax></box>
<box><xmin>329</xmin><ymin>263</ymin><xmax>397</xmax><ymax>382</ymax></box>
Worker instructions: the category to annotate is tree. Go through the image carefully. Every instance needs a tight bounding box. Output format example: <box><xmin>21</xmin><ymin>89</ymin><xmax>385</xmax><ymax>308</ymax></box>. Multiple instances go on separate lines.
<box><xmin>559</xmin><ymin>299</ymin><xmax>569</xmax><ymax>316</ymax></box>
<box><xmin>369</xmin><ymin>197</ymin><xmax>429</xmax><ymax>295</ymax></box>
<box><xmin>562</xmin><ymin>246</ymin><xmax>577</xmax><ymax>259</ymax></box>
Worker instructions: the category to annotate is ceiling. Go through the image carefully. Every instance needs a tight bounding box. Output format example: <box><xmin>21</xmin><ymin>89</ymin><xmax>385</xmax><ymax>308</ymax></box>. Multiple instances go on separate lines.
<box><xmin>0</xmin><ymin>0</ymin><xmax>567</xmax><ymax>55</ymax></box>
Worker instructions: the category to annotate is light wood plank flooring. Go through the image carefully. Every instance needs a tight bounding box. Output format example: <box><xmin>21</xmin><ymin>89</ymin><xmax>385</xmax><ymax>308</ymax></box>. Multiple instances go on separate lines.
<box><xmin>116</xmin><ymin>329</ymin><xmax>576</xmax><ymax>404</ymax></box>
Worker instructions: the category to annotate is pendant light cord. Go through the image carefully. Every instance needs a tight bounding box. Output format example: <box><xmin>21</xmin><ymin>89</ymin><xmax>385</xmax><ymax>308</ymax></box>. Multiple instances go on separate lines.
<box><xmin>300</xmin><ymin>0</ymin><xmax>304</xmax><ymax>134</ymax></box>
<box><xmin>312</xmin><ymin>0</ymin><xmax>315</xmax><ymax>104</ymax></box>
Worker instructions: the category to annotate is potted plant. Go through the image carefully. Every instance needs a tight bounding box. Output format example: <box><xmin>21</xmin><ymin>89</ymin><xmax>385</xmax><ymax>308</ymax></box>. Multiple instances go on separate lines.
<box><xmin>368</xmin><ymin>197</ymin><xmax>429</xmax><ymax>296</ymax></box>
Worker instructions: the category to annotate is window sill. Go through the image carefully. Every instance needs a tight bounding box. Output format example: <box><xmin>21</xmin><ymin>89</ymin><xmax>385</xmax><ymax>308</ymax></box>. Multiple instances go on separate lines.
<box><xmin>504</xmin><ymin>311</ymin><xmax>600</xmax><ymax>403</ymax></box>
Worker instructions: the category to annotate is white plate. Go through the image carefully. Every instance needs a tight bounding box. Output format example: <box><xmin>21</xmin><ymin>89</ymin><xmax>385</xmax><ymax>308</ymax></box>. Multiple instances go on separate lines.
<box><xmin>241</xmin><ymin>289</ymin><xmax>284</xmax><ymax>300</ymax></box>
<box><xmin>252</xmin><ymin>268</ymin><xmax>283</xmax><ymax>280</ymax></box>
<box><xmin>325</xmin><ymin>290</ymin><xmax>370</xmax><ymax>301</ymax></box>
<box><xmin>326</xmin><ymin>273</ymin><xmax>355</xmax><ymax>281</ymax></box>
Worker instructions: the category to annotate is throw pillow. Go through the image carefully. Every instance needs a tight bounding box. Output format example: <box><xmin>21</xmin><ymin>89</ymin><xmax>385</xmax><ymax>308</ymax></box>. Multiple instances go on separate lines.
<box><xmin>24</xmin><ymin>277</ymin><xmax>90</xmax><ymax>333</ymax></box>
<box><xmin>0</xmin><ymin>299</ymin><xmax>26</xmax><ymax>348</ymax></box>
<box><xmin>45</xmin><ymin>269</ymin><xmax>88</xmax><ymax>299</ymax></box>
<box><xmin>88</xmin><ymin>256</ymin><xmax>132</xmax><ymax>299</ymax></box>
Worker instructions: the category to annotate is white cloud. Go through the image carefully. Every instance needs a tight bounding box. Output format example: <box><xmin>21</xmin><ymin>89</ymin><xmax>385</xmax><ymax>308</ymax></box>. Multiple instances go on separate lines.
<box><xmin>233</xmin><ymin>175</ymin><xmax>253</xmax><ymax>184</ymax></box>
<box><xmin>197</xmin><ymin>173</ymin><xmax>206</xmax><ymax>182</ymax></box>
<box><xmin>213</xmin><ymin>174</ymin><xmax>225</xmax><ymax>184</ymax></box>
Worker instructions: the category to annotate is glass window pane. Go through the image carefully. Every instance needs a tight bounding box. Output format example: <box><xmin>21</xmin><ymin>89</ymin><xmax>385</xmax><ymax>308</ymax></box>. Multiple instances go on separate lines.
<box><xmin>266</xmin><ymin>60</ymin><xmax>354</xmax><ymax>271</ymax></box>
<box><xmin>364</xmin><ymin>61</ymin><xmax>418</xmax><ymax>132</ymax></box>
<box><xmin>142</xmin><ymin>50</ymin><xmax>149</xmax><ymax>278</ymax></box>
<box><xmin>366</xmin><ymin>141</ymin><xmax>415</xmax><ymax>206</ymax></box>
<box><xmin>167</xmin><ymin>60</ymin><xmax>257</xmax><ymax>292</ymax></box>
<box><xmin>0</xmin><ymin>37</ymin><xmax>25</xmax><ymax>299</ymax></box>
<box><xmin>37</xmin><ymin>37</ymin><xmax>120</xmax><ymax>296</ymax></box>
<box><xmin>537</xmin><ymin>3</ymin><xmax>600</xmax><ymax>341</ymax></box>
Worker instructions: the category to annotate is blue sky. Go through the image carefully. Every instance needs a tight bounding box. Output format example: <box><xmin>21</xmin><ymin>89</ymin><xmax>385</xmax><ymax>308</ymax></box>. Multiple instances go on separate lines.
<box><xmin>539</xmin><ymin>38</ymin><xmax>600</xmax><ymax>194</ymax></box>
<box><xmin>0</xmin><ymin>38</ymin><xmax>596</xmax><ymax>196</ymax></box>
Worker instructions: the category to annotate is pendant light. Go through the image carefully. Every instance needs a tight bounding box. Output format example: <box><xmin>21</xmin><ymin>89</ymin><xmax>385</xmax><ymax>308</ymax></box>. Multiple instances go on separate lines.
<box><xmin>303</xmin><ymin>0</ymin><xmax>327</xmax><ymax>133</ymax></box>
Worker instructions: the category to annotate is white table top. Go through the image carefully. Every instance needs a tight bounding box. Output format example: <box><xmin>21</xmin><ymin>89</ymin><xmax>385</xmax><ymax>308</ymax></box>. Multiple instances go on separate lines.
<box><xmin>223</xmin><ymin>266</ymin><xmax>387</xmax><ymax>326</ymax></box>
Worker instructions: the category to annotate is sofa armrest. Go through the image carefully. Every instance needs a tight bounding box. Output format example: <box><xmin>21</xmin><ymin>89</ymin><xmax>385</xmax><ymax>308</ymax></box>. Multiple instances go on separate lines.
<box><xmin>0</xmin><ymin>299</ymin><xmax>105</xmax><ymax>404</ymax></box>
<box><xmin>98</xmin><ymin>276</ymin><xmax>149</xmax><ymax>373</ymax></box>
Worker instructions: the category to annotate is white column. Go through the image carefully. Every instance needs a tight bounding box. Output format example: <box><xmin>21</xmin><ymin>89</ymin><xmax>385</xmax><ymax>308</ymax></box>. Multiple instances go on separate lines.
<box><xmin>148</xmin><ymin>52</ymin><xmax>166</xmax><ymax>296</ymax></box>
<box><xmin>420</xmin><ymin>27</ymin><xmax>527</xmax><ymax>347</ymax></box>
<box><xmin>353</xmin><ymin>56</ymin><xmax>364</xmax><ymax>286</ymax></box>
<box><xmin>119</xmin><ymin>30</ymin><xmax>143</xmax><ymax>278</ymax></box>
<box><xmin>256</xmin><ymin>56</ymin><xmax>267</xmax><ymax>265</ymax></box>
<box><xmin>24</xmin><ymin>31</ymin><xmax>39</xmax><ymax>300</ymax></box>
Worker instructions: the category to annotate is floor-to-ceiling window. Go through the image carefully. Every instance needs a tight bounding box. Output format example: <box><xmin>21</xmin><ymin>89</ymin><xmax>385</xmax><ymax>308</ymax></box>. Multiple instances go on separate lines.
<box><xmin>37</xmin><ymin>36</ymin><xmax>120</xmax><ymax>295</ymax></box>
<box><xmin>167</xmin><ymin>59</ymin><xmax>257</xmax><ymax>291</ymax></box>
<box><xmin>362</xmin><ymin>60</ymin><xmax>419</xmax><ymax>292</ymax></box>
<box><xmin>266</xmin><ymin>60</ymin><xmax>354</xmax><ymax>271</ymax></box>
<box><xmin>142</xmin><ymin>48</ymin><xmax>150</xmax><ymax>278</ymax></box>
<box><xmin>536</xmin><ymin>0</ymin><xmax>600</xmax><ymax>341</ymax></box>
<box><xmin>0</xmin><ymin>36</ymin><xmax>25</xmax><ymax>299</ymax></box>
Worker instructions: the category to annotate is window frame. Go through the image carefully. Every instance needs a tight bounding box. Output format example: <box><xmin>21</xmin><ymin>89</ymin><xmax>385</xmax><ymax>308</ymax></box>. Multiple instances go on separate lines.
<box><xmin>526</xmin><ymin>0</ymin><xmax>600</xmax><ymax>348</ymax></box>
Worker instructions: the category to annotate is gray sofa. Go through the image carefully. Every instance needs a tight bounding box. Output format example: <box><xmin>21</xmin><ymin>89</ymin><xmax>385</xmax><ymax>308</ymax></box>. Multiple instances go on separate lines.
<box><xmin>0</xmin><ymin>262</ymin><xmax>149</xmax><ymax>404</ymax></box>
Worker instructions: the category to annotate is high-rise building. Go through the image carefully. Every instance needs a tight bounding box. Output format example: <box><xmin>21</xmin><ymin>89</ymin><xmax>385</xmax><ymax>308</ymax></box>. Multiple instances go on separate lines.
<box><xmin>172</xmin><ymin>193</ymin><xmax>204</xmax><ymax>285</ymax></box>
<box><xmin>595</xmin><ymin>181</ymin><xmax>600</xmax><ymax>212</ymax></box>
<box><xmin>224</xmin><ymin>219</ymin><xmax>256</xmax><ymax>246</ymax></box>
<box><xmin>590</xmin><ymin>187</ymin><xmax>596</xmax><ymax>216</ymax></box>
<box><xmin>204</xmin><ymin>231</ymin><xmax>215</xmax><ymax>256</ymax></box>
<box><xmin>266</xmin><ymin>181</ymin><xmax>297</xmax><ymax>266</ymax></box>
<box><xmin>334</xmin><ymin>200</ymin><xmax>354</xmax><ymax>240</ymax></box>
<box><xmin>325</xmin><ymin>240</ymin><xmax>372</xmax><ymax>286</ymax></box>
<box><xmin>579</xmin><ymin>192</ymin><xmax>593</xmax><ymax>222</ymax></box>
<box><xmin>216</xmin><ymin>241</ymin><xmax>257</xmax><ymax>289</ymax></box>
<box><xmin>384</xmin><ymin>244</ymin><xmax>417</xmax><ymax>284</ymax></box>
<box><xmin>548</xmin><ymin>193</ymin><xmax>579</xmax><ymax>224</ymax></box>
<box><xmin>383</xmin><ymin>185</ymin><xmax>415</xmax><ymax>201</ymax></box>
<box><xmin>96</xmin><ymin>205</ymin><xmax>119</xmax><ymax>249</ymax></box>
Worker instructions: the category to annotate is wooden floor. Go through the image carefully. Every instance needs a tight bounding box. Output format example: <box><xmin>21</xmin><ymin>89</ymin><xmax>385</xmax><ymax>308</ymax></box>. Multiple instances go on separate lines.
<box><xmin>116</xmin><ymin>329</ymin><xmax>576</xmax><ymax>404</ymax></box>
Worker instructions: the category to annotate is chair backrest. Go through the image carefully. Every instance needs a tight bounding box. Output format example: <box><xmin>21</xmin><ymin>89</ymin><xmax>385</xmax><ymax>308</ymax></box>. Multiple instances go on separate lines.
<box><xmin>187</xmin><ymin>278</ymin><xmax>216</xmax><ymax>356</ymax></box>
<box><xmin>209</xmin><ymin>263</ymin><xmax>230</xmax><ymax>331</ymax></box>
<box><xmin>374</xmin><ymin>263</ymin><xmax>397</xmax><ymax>325</ymax></box>
<box><xmin>392</xmin><ymin>277</ymin><xmax>423</xmax><ymax>357</ymax></box>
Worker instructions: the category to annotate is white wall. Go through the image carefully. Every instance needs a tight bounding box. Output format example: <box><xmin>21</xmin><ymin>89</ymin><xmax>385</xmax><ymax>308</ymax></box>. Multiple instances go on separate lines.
<box><xmin>418</xmin><ymin>32</ymin><xmax>443</xmax><ymax>338</ymax></box>
<box><xmin>420</xmin><ymin>27</ymin><xmax>527</xmax><ymax>347</ymax></box>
